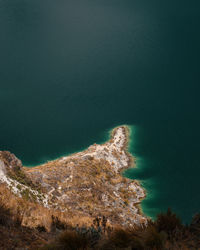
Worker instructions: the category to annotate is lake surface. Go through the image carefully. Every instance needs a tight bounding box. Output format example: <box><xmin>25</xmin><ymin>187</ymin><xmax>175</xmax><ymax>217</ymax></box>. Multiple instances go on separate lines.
<box><xmin>0</xmin><ymin>0</ymin><xmax>200</xmax><ymax>223</ymax></box>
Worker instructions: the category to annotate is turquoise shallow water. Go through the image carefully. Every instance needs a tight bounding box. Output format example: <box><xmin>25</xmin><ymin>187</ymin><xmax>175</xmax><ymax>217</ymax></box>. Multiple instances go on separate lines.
<box><xmin>124</xmin><ymin>125</ymin><xmax>161</xmax><ymax>220</ymax></box>
<box><xmin>0</xmin><ymin>0</ymin><xmax>200</xmax><ymax>223</ymax></box>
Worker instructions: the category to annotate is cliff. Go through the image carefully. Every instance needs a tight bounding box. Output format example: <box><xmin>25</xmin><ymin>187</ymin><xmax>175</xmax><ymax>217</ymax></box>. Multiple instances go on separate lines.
<box><xmin>0</xmin><ymin>126</ymin><xmax>146</xmax><ymax>229</ymax></box>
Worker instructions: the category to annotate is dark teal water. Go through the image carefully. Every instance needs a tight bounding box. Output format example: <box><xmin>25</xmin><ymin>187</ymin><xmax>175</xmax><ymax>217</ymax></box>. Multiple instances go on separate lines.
<box><xmin>0</xmin><ymin>0</ymin><xmax>200</xmax><ymax>223</ymax></box>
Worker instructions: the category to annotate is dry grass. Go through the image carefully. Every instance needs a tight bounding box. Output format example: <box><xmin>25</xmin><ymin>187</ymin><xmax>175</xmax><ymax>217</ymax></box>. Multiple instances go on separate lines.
<box><xmin>0</xmin><ymin>193</ymin><xmax>200</xmax><ymax>250</ymax></box>
<box><xmin>0</xmin><ymin>183</ymin><xmax>94</xmax><ymax>232</ymax></box>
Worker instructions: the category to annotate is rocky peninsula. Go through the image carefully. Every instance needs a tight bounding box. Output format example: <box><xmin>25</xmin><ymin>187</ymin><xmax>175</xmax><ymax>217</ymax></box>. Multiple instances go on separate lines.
<box><xmin>0</xmin><ymin>126</ymin><xmax>146</xmax><ymax>229</ymax></box>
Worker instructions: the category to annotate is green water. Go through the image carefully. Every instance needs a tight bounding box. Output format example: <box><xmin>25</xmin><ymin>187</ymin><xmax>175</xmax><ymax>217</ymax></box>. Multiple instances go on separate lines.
<box><xmin>0</xmin><ymin>0</ymin><xmax>200</xmax><ymax>223</ymax></box>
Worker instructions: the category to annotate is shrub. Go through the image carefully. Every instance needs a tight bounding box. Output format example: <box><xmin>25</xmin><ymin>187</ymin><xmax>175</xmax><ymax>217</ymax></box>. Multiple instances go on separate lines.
<box><xmin>21</xmin><ymin>188</ymin><xmax>30</xmax><ymax>201</ymax></box>
<box><xmin>0</xmin><ymin>202</ymin><xmax>12</xmax><ymax>227</ymax></box>
<box><xmin>143</xmin><ymin>226</ymin><xmax>167</xmax><ymax>250</ymax></box>
<box><xmin>105</xmin><ymin>228</ymin><xmax>131</xmax><ymax>248</ymax></box>
<box><xmin>37</xmin><ymin>225</ymin><xmax>47</xmax><ymax>232</ymax></box>
<box><xmin>155</xmin><ymin>208</ymin><xmax>182</xmax><ymax>235</ymax></box>
<box><xmin>190</xmin><ymin>213</ymin><xmax>200</xmax><ymax>235</ymax></box>
<box><xmin>57</xmin><ymin>230</ymin><xmax>90</xmax><ymax>250</ymax></box>
<box><xmin>51</xmin><ymin>215</ymin><xmax>68</xmax><ymax>231</ymax></box>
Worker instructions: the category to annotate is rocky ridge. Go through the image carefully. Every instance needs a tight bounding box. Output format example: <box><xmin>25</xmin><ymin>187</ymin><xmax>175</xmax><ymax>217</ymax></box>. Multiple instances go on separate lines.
<box><xmin>0</xmin><ymin>126</ymin><xmax>147</xmax><ymax>227</ymax></box>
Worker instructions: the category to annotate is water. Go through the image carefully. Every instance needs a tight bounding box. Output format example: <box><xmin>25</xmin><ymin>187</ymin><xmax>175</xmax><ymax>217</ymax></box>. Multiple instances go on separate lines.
<box><xmin>0</xmin><ymin>0</ymin><xmax>200</xmax><ymax>223</ymax></box>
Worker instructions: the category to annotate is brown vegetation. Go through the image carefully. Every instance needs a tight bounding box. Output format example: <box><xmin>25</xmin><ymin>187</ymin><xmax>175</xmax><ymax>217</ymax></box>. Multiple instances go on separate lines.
<box><xmin>42</xmin><ymin>209</ymin><xmax>200</xmax><ymax>250</ymax></box>
<box><xmin>0</xmin><ymin>190</ymin><xmax>200</xmax><ymax>249</ymax></box>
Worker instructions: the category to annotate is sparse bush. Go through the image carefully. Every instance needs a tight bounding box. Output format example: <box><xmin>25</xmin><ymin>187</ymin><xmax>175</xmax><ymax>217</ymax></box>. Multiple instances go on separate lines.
<box><xmin>51</xmin><ymin>215</ymin><xmax>68</xmax><ymax>231</ymax></box>
<box><xmin>37</xmin><ymin>225</ymin><xmax>47</xmax><ymax>232</ymax></box>
<box><xmin>0</xmin><ymin>202</ymin><xmax>12</xmax><ymax>226</ymax></box>
<box><xmin>143</xmin><ymin>225</ymin><xmax>167</xmax><ymax>250</ymax></box>
<box><xmin>57</xmin><ymin>230</ymin><xmax>90</xmax><ymax>250</ymax></box>
<box><xmin>190</xmin><ymin>213</ymin><xmax>200</xmax><ymax>235</ymax></box>
<box><xmin>109</xmin><ymin>228</ymin><xmax>131</xmax><ymax>248</ymax></box>
<box><xmin>155</xmin><ymin>208</ymin><xmax>183</xmax><ymax>235</ymax></box>
<box><xmin>16</xmin><ymin>184</ymin><xmax>22</xmax><ymax>190</ymax></box>
<box><xmin>21</xmin><ymin>188</ymin><xmax>30</xmax><ymax>200</ymax></box>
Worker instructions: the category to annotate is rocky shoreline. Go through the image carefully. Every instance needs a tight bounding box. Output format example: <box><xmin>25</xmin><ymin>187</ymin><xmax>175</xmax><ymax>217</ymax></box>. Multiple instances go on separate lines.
<box><xmin>0</xmin><ymin>125</ymin><xmax>147</xmax><ymax>228</ymax></box>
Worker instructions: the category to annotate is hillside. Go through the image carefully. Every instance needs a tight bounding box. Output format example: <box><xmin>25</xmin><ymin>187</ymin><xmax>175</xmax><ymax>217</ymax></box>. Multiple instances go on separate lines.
<box><xmin>0</xmin><ymin>126</ymin><xmax>146</xmax><ymax>230</ymax></box>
